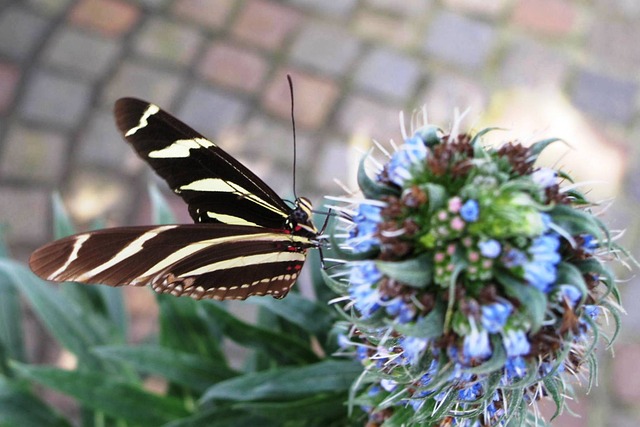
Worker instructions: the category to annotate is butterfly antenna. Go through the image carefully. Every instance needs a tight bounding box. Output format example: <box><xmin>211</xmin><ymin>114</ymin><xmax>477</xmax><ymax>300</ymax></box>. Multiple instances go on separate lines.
<box><xmin>287</xmin><ymin>74</ymin><xmax>298</xmax><ymax>200</ymax></box>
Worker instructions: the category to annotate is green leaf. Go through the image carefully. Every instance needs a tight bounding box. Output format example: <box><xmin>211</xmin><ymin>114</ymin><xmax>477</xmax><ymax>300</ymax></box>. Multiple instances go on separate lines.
<box><xmin>199</xmin><ymin>301</ymin><xmax>319</xmax><ymax>365</ymax></box>
<box><xmin>94</xmin><ymin>345</ymin><xmax>239</xmax><ymax>393</ymax></box>
<box><xmin>543</xmin><ymin>376</ymin><xmax>564</xmax><ymax>420</ymax></box>
<box><xmin>528</xmin><ymin>137</ymin><xmax>564</xmax><ymax>159</ymax></box>
<box><xmin>375</xmin><ymin>254</ymin><xmax>433</xmax><ymax>288</ymax></box>
<box><xmin>573</xmin><ymin>258</ymin><xmax>616</xmax><ymax>301</ymax></box>
<box><xmin>549</xmin><ymin>205</ymin><xmax>605</xmax><ymax>242</ymax></box>
<box><xmin>357</xmin><ymin>150</ymin><xmax>398</xmax><ymax>199</ymax></box>
<box><xmin>0</xmin><ymin>260</ymin><xmax>113</xmax><ymax>366</ymax></box>
<box><xmin>394</xmin><ymin>302</ymin><xmax>444</xmax><ymax>339</ymax></box>
<box><xmin>321</xmin><ymin>268</ymin><xmax>350</xmax><ymax>295</ymax></box>
<box><xmin>419</xmin><ymin>183</ymin><xmax>447</xmax><ymax>214</ymax></box>
<box><xmin>157</xmin><ymin>295</ymin><xmax>226</xmax><ymax>362</ymax></box>
<box><xmin>201</xmin><ymin>359</ymin><xmax>361</xmax><ymax>403</ymax></box>
<box><xmin>250</xmin><ymin>293</ymin><xmax>334</xmax><ymax>340</ymax></box>
<box><xmin>237</xmin><ymin>393</ymin><xmax>348</xmax><ymax>424</ymax></box>
<box><xmin>96</xmin><ymin>285</ymin><xmax>128</xmax><ymax>341</ymax></box>
<box><xmin>471</xmin><ymin>127</ymin><xmax>501</xmax><ymax>158</ymax></box>
<box><xmin>163</xmin><ymin>407</ymin><xmax>277</xmax><ymax>427</ymax></box>
<box><xmin>495</xmin><ymin>270</ymin><xmax>546</xmax><ymax>332</ymax></box>
<box><xmin>0</xmin><ymin>268</ymin><xmax>25</xmax><ymax>363</ymax></box>
<box><xmin>556</xmin><ymin>262</ymin><xmax>588</xmax><ymax>303</ymax></box>
<box><xmin>15</xmin><ymin>364</ymin><xmax>189</xmax><ymax>426</ymax></box>
<box><xmin>51</xmin><ymin>193</ymin><xmax>76</xmax><ymax>239</ymax></box>
<box><xmin>469</xmin><ymin>334</ymin><xmax>506</xmax><ymax>375</ymax></box>
<box><xmin>149</xmin><ymin>184</ymin><xmax>177</xmax><ymax>225</ymax></box>
<box><xmin>0</xmin><ymin>379</ymin><xmax>71</xmax><ymax>427</ymax></box>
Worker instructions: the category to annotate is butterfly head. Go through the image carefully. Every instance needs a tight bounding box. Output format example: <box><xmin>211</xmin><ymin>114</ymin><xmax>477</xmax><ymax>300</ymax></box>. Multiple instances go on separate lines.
<box><xmin>288</xmin><ymin>196</ymin><xmax>318</xmax><ymax>239</ymax></box>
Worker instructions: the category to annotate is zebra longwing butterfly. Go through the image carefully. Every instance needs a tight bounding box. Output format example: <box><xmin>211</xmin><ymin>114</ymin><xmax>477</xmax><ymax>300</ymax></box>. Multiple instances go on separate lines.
<box><xmin>29</xmin><ymin>98</ymin><xmax>320</xmax><ymax>301</ymax></box>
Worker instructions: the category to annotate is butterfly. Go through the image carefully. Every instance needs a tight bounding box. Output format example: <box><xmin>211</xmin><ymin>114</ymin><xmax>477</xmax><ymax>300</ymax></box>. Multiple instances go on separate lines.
<box><xmin>29</xmin><ymin>97</ymin><xmax>320</xmax><ymax>301</ymax></box>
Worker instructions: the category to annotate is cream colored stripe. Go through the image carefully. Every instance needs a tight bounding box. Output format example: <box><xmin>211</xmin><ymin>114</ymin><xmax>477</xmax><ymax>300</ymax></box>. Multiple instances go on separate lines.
<box><xmin>125</xmin><ymin>104</ymin><xmax>160</xmax><ymax>136</ymax></box>
<box><xmin>148</xmin><ymin>138</ymin><xmax>216</xmax><ymax>158</ymax></box>
<box><xmin>49</xmin><ymin>234</ymin><xmax>90</xmax><ymax>280</ymax></box>
<box><xmin>179</xmin><ymin>178</ymin><xmax>287</xmax><ymax>217</ymax></box>
<box><xmin>76</xmin><ymin>225</ymin><xmax>177</xmax><ymax>282</ymax></box>
<box><xmin>138</xmin><ymin>232</ymin><xmax>309</xmax><ymax>279</ymax></box>
<box><xmin>206</xmin><ymin>212</ymin><xmax>260</xmax><ymax>227</ymax></box>
<box><xmin>181</xmin><ymin>251</ymin><xmax>306</xmax><ymax>277</ymax></box>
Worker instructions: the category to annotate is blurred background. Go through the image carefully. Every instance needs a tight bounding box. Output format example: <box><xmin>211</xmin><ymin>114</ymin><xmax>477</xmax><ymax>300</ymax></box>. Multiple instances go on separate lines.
<box><xmin>0</xmin><ymin>0</ymin><xmax>638</xmax><ymax>425</ymax></box>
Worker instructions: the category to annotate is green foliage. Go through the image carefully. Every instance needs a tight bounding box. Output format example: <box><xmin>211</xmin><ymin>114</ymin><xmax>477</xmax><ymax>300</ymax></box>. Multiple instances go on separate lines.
<box><xmin>0</xmin><ymin>186</ymin><xmax>354</xmax><ymax>426</ymax></box>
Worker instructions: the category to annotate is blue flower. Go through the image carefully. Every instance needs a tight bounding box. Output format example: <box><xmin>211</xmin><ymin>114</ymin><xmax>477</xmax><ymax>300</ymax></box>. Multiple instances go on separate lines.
<box><xmin>348</xmin><ymin>204</ymin><xmax>382</xmax><ymax>252</ymax></box>
<box><xmin>387</xmin><ymin>136</ymin><xmax>427</xmax><ymax>186</ymax></box>
<box><xmin>385</xmin><ymin>297</ymin><xmax>415</xmax><ymax>323</ymax></box>
<box><xmin>400</xmin><ymin>336</ymin><xmax>429</xmax><ymax>365</ymax></box>
<box><xmin>523</xmin><ymin>234</ymin><xmax>561</xmax><ymax>292</ymax></box>
<box><xmin>479</xmin><ymin>239</ymin><xmax>501</xmax><ymax>258</ymax></box>
<box><xmin>503</xmin><ymin>248</ymin><xmax>527</xmax><ymax>267</ymax></box>
<box><xmin>458</xmin><ymin>382</ymin><xmax>483</xmax><ymax>401</ymax></box>
<box><xmin>581</xmin><ymin>234</ymin><xmax>598</xmax><ymax>254</ymax></box>
<box><xmin>502</xmin><ymin>329</ymin><xmax>530</xmax><ymax>357</ymax></box>
<box><xmin>584</xmin><ymin>305</ymin><xmax>600</xmax><ymax>319</ymax></box>
<box><xmin>523</xmin><ymin>262</ymin><xmax>557</xmax><ymax>293</ymax></box>
<box><xmin>557</xmin><ymin>284</ymin><xmax>582</xmax><ymax>306</ymax></box>
<box><xmin>460</xmin><ymin>199</ymin><xmax>480</xmax><ymax>222</ymax></box>
<box><xmin>504</xmin><ymin>356</ymin><xmax>527</xmax><ymax>381</ymax></box>
<box><xmin>463</xmin><ymin>323</ymin><xmax>492</xmax><ymax>360</ymax></box>
<box><xmin>349</xmin><ymin>262</ymin><xmax>382</xmax><ymax>317</ymax></box>
<box><xmin>481</xmin><ymin>301</ymin><xmax>512</xmax><ymax>333</ymax></box>
<box><xmin>528</xmin><ymin>234</ymin><xmax>561</xmax><ymax>264</ymax></box>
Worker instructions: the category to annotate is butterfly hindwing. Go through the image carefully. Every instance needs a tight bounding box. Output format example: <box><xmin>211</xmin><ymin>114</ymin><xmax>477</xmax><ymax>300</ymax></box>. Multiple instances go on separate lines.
<box><xmin>114</xmin><ymin>97</ymin><xmax>291</xmax><ymax>228</ymax></box>
<box><xmin>29</xmin><ymin>225</ymin><xmax>311</xmax><ymax>300</ymax></box>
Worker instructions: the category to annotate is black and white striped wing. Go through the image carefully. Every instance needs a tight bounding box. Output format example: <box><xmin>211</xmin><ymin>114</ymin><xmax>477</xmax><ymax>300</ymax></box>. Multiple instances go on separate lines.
<box><xmin>114</xmin><ymin>97</ymin><xmax>291</xmax><ymax>228</ymax></box>
<box><xmin>29</xmin><ymin>225</ymin><xmax>311</xmax><ymax>300</ymax></box>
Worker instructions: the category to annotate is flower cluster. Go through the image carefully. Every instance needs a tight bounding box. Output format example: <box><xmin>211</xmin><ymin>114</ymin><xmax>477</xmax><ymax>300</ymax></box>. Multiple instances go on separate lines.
<box><xmin>326</xmin><ymin>114</ymin><xmax>629</xmax><ymax>426</ymax></box>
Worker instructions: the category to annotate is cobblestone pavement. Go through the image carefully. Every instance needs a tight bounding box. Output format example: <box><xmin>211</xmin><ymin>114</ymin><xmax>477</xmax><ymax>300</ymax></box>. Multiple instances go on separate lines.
<box><xmin>1</xmin><ymin>0</ymin><xmax>639</xmax><ymax>424</ymax></box>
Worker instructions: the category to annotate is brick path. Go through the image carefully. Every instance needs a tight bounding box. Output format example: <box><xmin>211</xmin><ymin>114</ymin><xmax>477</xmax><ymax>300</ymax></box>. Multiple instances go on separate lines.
<box><xmin>1</xmin><ymin>0</ymin><xmax>639</xmax><ymax>424</ymax></box>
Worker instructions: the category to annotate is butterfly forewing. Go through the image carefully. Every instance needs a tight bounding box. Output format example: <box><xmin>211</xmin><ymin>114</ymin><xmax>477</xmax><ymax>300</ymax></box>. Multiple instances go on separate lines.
<box><xmin>29</xmin><ymin>225</ymin><xmax>311</xmax><ymax>300</ymax></box>
<box><xmin>114</xmin><ymin>98</ymin><xmax>291</xmax><ymax>228</ymax></box>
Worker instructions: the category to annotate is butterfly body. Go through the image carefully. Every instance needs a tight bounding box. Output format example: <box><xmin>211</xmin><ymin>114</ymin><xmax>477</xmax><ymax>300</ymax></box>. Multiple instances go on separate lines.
<box><xmin>29</xmin><ymin>98</ymin><xmax>319</xmax><ymax>300</ymax></box>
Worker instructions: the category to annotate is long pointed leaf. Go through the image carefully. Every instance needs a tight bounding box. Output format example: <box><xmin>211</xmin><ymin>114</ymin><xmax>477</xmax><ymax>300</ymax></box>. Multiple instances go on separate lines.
<box><xmin>95</xmin><ymin>345</ymin><xmax>239</xmax><ymax>393</ymax></box>
<box><xmin>199</xmin><ymin>301</ymin><xmax>319</xmax><ymax>365</ymax></box>
<box><xmin>249</xmin><ymin>293</ymin><xmax>334</xmax><ymax>340</ymax></box>
<box><xmin>0</xmin><ymin>379</ymin><xmax>71</xmax><ymax>427</ymax></box>
<box><xmin>201</xmin><ymin>359</ymin><xmax>361</xmax><ymax>403</ymax></box>
<box><xmin>15</xmin><ymin>364</ymin><xmax>189</xmax><ymax>426</ymax></box>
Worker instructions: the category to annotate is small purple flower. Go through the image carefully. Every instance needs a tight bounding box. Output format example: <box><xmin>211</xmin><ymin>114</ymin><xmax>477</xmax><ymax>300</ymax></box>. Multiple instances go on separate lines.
<box><xmin>502</xmin><ymin>329</ymin><xmax>530</xmax><ymax>357</ymax></box>
<box><xmin>531</xmin><ymin>167</ymin><xmax>557</xmax><ymax>188</ymax></box>
<box><xmin>460</xmin><ymin>199</ymin><xmax>480</xmax><ymax>222</ymax></box>
<box><xmin>481</xmin><ymin>302</ymin><xmax>512</xmax><ymax>333</ymax></box>
<box><xmin>479</xmin><ymin>239</ymin><xmax>501</xmax><ymax>259</ymax></box>
<box><xmin>400</xmin><ymin>336</ymin><xmax>429</xmax><ymax>365</ymax></box>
